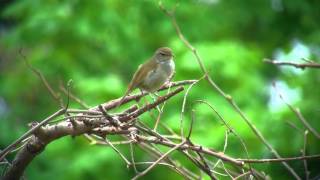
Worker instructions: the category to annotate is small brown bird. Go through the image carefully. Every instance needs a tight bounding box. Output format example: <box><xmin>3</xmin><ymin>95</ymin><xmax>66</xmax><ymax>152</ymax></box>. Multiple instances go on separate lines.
<box><xmin>118</xmin><ymin>47</ymin><xmax>175</xmax><ymax>106</ymax></box>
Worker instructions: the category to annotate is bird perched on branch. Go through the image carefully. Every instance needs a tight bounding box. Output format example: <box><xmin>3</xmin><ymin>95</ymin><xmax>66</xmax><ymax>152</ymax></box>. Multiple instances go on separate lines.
<box><xmin>118</xmin><ymin>47</ymin><xmax>175</xmax><ymax>106</ymax></box>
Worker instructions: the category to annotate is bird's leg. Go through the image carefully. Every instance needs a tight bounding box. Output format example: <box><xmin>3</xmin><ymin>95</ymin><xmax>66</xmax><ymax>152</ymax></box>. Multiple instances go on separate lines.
<box><xmin>149</xmin><ymin>93</ymin><xmax>162</xmax><ymax>113</ymax></box>
<box><xmin>140</xmin><ymin>89</ymin><xmax>150</xmax><ymax>107</ymax></box>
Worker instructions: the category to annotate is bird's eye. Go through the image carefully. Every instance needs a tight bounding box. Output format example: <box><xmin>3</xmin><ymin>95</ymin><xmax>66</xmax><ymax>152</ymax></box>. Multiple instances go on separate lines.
<box><xmin>160</xmin><ymin>53</ymin><xmax>166</xmax><ymax>56</ymax></box>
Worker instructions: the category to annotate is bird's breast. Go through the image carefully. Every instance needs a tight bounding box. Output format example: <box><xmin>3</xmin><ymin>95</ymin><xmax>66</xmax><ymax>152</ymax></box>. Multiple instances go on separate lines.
<box><xmin>140</xmin><ymin>60</ymin><xmax>175</xmax><ymax>92</ymax></box>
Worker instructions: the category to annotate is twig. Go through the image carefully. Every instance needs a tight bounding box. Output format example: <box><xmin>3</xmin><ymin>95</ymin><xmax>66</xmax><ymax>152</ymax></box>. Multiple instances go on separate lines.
<box><xmin>137</xmin><ymin>135</ymin><xmax>243</xmax><ymax>166</ymax></box>
<box><xmin>130</xmin><ymin>143</ymin><xmax>139</xmax><ymax>173</ymax></box>
<box><xmin>136</xmin><ymin>122</ymin><xmax>222</xmax><ymax>178</ymax></box>
<box><xmin>132</xmin><ymin>140</ymin><xmax>186</xmax><ymax>180</ymax></box>
<box><xmin>104</xmin><ymin>137</ymin><xmax>131</xmax><ymax>165</ymax></box>
<box><xmin>118</xmin><ymin>87</ymin><xmax>184</xmax><ymax>122</ymax></box>
<box><xmin>264</xmin><ymin>59</ymin><xmax>320</xmax><ymax>69</ymax></box>
<box><xmin>193</xmin><ymin>100</ymin><xmax>257</xmax><ymax>178</ymax></box>
<box><xmin>187</xmin><ymin>109</ymin><xmax>217</xmax><ymax>179</ymax></box>
<box><xmin>19</xmin><ymin>48</ymin><xmax>64</xmax><ymax>108</ymax></box>
<box><xmin>186</xmin><ymin>110</ymin><xmax>195</xmax><ymax>140</ymax></box>
<box><xmin>302</xmin><ymin>131</ymin><xmax>310</xmax><ymax>180</ymax></box>
<box><xmin>180</xmin><ymin>77</ymin><xmax>202</xmax><ymax>138</ymax></box>
<box><xmin>98</xmin><ymin>105</ymin><xmax>121</xmax><ymax>126</ymax></box>
<box><xmin>66</xmin><ymin>109</ymin><xmax>102</xmax><ymax>115</ymax></box>
<box><xmin>137</xmin><ymin>142</ymin><xmax>197</xmax><ymax>180</ymax></box>
<box><xmin>2</xmin><ymin>83</ymin><xmax>186</xmax><ymax>180</ymax></box>
<box><xmin>0</xmin><ymin>109</ymin><xmax>66</xmax><ymax>161</ymax></box>
<box><xmin>111</xmin><ymin>80</ymin><xmax>196</xmax><ymax>109</ymax></box>
<box><xmin>153</xmin><ymin>85</ymin><xmax>171</xmax><ymax>131</ymax></box>
<box><xmin>59</xmin><ymin>82</ymin><xmax>90</xmax><ymax>109</ymax></box>
<box><xmin>159</xmin><ymin>3</ymin><xmax>300</xmax><ymax>179</ymax></box>
<box><xmin>273</xmin><ymin>82</ymin><xmax>320</xmax><ymax>139</ymax></box>
<box><xmin>238</xmin><ymin>154</ymin><xmax>320</xmax><ymax>163</ymax></box>
<box><xmin>131</xmin><ymin>162</ymin><xmax>175</xmax><ymax>168</ymax></box>
<box><xmin>285</xmin><ymin>121</ymin><xmax>304</xmax><ymax>134</ymax></box>
<box><xmin>233</xmin><ymin>171</ymin><xmax>251</xmax><ymax>180</ymax></box>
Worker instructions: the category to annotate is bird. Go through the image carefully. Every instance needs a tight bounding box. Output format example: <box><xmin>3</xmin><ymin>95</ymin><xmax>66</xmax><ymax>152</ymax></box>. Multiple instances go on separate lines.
<box><xmin>118</xmin><ymin>47</ymin><xmax>175</xmax><ymax>106</ymax></box>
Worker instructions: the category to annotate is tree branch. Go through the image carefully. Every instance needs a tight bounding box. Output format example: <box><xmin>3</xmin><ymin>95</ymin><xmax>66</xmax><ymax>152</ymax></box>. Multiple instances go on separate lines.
<box><xmin>264</xmin><ymin>59</ymin><xmax>320</xmax><ymax>69</ymax></box>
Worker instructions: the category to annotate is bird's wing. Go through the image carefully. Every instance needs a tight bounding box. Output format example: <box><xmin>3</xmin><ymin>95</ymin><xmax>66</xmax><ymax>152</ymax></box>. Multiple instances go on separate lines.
<box><xmin>125</xmin><ymin>59</ymin><xmax>157</xmax><ymax>95</ymax></box>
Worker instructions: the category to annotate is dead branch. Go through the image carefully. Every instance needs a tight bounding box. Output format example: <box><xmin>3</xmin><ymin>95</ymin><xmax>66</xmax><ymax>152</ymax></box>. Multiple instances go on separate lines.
<box><xmin>1</xmin><ymin>81</ymin><xmax>191</xmax><ymax>180</ymax></box>
<box><xmin>159</xmin><ymin>3</ymin><xmax>302</xmax><ymax>179</ymax></box>
<box><xmin>264</xmin><ymin>59</ymin><xmax>320</xmax><ymax>69</ymax></box>
<box><xmin>273</xmin><ymin>82</ymin><xmax>320</xmax><ymax>139</ymax></box>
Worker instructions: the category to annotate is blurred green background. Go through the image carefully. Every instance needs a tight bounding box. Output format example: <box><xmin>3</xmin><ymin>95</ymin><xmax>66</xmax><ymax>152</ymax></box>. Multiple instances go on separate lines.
<box><xmin>1</xmin><ymin>0</ymin><xmax>320</xmax><ymax>179</ymax></box>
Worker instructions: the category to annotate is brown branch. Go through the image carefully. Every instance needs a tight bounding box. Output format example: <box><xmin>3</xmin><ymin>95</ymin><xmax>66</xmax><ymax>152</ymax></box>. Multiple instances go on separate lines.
<box><xmin>136</xmin><ymin>135</ymin><xmax>243</xmax><ymax>166</ymax></box>
<box><xmin>117</xmin><ymin>86</ymin><xmax>184</xmax><ymax>122</ymax></box>
<box><xmin>302</xmin><ymin>131</ymin><xmax>310</xmax><ymax>180</ymax></box>
<box><xmin>180</xmin><ymin>77</ymin><xmax>203</xmax><ymax>138</ymax></box>
<box><xmin>264</xmin><ymin>59</ymin><xmax>320</xmax><ymax>69</ymax></box>
<box><xmin>19</xmin><ymin>48</ymin><xmax>65</xmax><ymax>108</ymax></box>
<box><xmin>132</xmin><ymin>140</ymin><xmax>186</xmax><ymax>180</ymax></box>
<box><xmin>137</xmin><ymin>142</ymin><xmax>197</xmax><ymax>179</ymax></box>
<box><xmin>272</xmin><ymin>82</ymin><xmax>320</xmax><ymax>139</ymax></box>
<box><xmin>135</xmin><ymin>122</ymin><xmax>226</xmax><ymax>178</ymax></box>
<box><xmin>238</xmin><ymin>154</ymin><xmax>320</xmax><ymax>163</ymax></box>
<box><xmin>93</xmin><ymin>80</ymin><xmax>196</xmax><ymax>110</ymax></box>
<box><xmin>1</xmin><ymin>84</ymin><xmax>185</xmax><ymax>180</ymax></box>
<box><xmin>0</xmin><ymin>109</ymin><xmax>66</xmax><ymax>162</ymax></box>
<box><xmin>159</xmin><ymin>3</ymin><xmax>301</xmax><ymax>179</ymax></box>
<box><xmin>59</xmin><ymin>83</ymin><xmax>90</xmax><ymax>109</ymax></box>
<box><xmin>193</xmin><ymin>100</ymin><xmax>258</xmax><ymax>178</ymax></box>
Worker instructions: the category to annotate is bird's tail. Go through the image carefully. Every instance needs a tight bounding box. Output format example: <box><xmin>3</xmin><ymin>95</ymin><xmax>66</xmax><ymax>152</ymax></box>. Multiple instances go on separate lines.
<box><xmin>116</xmin><ymin>87</ymin><xmax>131</xmax><ymax>108</ymax></box>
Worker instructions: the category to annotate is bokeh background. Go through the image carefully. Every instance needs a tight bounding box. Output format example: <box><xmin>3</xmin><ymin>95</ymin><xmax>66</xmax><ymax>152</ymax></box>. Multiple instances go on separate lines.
<box><xmin>1</xmin><ymin>0</ymin><xmax>320</xmax><ymax>179</ymax></box>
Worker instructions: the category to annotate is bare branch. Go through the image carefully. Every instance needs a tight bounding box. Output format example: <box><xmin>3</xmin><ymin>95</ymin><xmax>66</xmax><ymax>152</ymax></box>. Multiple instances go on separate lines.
<box><xmin>0</xmin><ymin>108</ymin><xmax>66</xmax><ymax>161</ymax></box>
<box><xmin>132</xmin><ymin>140</ymin><xmax>186</xmax><ymax>180</ymax></box>
<box><xmin>264</xmin><ymin>59</ymin><xmax>320</xmax><ymax>69</ymax></box>
<box><xmin>59</xmin><ymin>82</ymin><xmax>90</xmax><ymax>109</ymax></box>
<box><xmin>273</xmin><ymin>82</ymin><xmax>320</xmax><ymax>139</ymax></box>
<box><xmin>159</xmin><ymin>3</ymin><xmax>301</xmax><ymax>179</ymax></box>
<box><xmin>19</xmin><ymin>48</ymin><xmax>65</xmax><ymax>108</ymax></box>
<box><xmin>238</xmin><ymin>155</ymin><xmax>320</xmax><ymax>163</ymax></box>
<box><xmin>1</xmin><ymin>84</ymin><xmax>186</xmax><ymax>180</ymax></box>
<box><xmin>302</xmin><ymin>131</ymin><xmax>310</xmax><ymax>180</ymax></box>
<box><xmin>137</xmin><ymin>135</ymin><xmax>243</xmax><ymax>166</ymax></box>
<box><xmin>107</xmin><ymin>137</ymin><xmax>131</xmax><ymax>165</ymax></box>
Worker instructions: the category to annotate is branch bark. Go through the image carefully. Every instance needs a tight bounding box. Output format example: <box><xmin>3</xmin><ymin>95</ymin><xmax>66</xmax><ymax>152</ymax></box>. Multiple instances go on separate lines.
<box><xmin>2</xmin><ymin>82</ymin><xmax>190</xmax><ymax>180</ymax></box>
<box><xmin>264</xmin><ymin>59</ymin><xmax>320</xmax><ymax>69</ymax></box>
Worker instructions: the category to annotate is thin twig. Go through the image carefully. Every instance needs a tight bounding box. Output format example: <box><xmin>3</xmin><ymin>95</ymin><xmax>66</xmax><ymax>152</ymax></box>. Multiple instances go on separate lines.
<box><xmin>233</xmin><ymin>171</ymin><xmax>251</xmax><ymax>180</ymax></box>
<box><xmin>180</xmin><ymin>77</ymin><xmax>202</xmax><ymax>138</ymax></box>
<box><xmin>130</xmin><ymin>143</ymin><xmax>139</xmax><ymax>173</ymax></box>
<box><xmin>153</xmin><ymin>85</ymin><xmax>172</xmax><ymax>131</ymax></box>
<box><xmin>19</xmin><ymin>48</ymin><xmax>64</xmax><ymax>108</ymax></box>
<box><xmin>159</xmin><ymin>3</ymin><xmax>300</xmax><ymax>179</ymax></box>
<box><xmin>137</xmin><ymin>142</ymin><xmax>197</xmax><ymax>180</ymax></box>
<box><xmin>59</xmin><ymin>82</ymin><xmax>90</xmax><ymax>109</ymax></box>
<box><xmin>264</xmin><ymin>59</ymin><xmax>320</xmax><ymax>69</ymax></box>
<box><xmin>302</xmin><ymin>131</ymin><xmax>310</xmax><ymax>180</ymax></box>
<box><xmin>273</xmin><ymin>82</ymin><xmax>320</xmax><ymax>139</ymax></box>
<box><xmin>104</xmin><ymin>137</ymin><xmax>131</xmax><ymax>165</ymax></box>
<box><xmin>238</xmin><ymin>154</ymin><xmax>320</xmax><ymax>163</ymax></box>
<box><xmin>137</xmin><ymin>135</ymin><xmax>243</xmax><ymax>166</ymax></box>
<box><xmin>118</xmin><ymin>87</ymin><xmax>184</xmax><ymax>122</ymax></box>
<box><xmin>132</xmin><ymin>140</ymin><xmax>186</xmax><ymax>180</ymax></box>
<box><xmin>193</xmin><ymin>100</ymin><xmax>256</xmax><ymax>178</ymax></box>
<box><xmin>0</xmin><ymin>109</ymin><xmax>66</xmax><ymax>161</ymax></box>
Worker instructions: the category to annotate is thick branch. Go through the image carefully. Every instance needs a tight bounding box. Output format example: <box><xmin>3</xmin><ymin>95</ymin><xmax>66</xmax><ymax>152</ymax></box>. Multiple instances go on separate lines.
<box><xmin>2</xmin><ymin>85</ymin><xmax>186</xmax><ymax>180</ymax></box>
